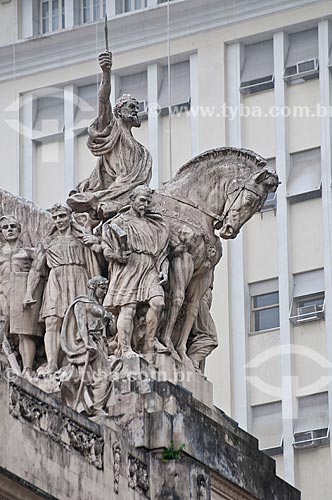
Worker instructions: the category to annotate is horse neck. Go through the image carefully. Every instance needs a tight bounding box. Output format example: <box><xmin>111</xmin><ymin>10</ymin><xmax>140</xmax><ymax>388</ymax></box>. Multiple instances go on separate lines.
<box><xmin>165</xmin><ymin>165</ymin><xmax>234</xmax><ymax>216</ymax></box>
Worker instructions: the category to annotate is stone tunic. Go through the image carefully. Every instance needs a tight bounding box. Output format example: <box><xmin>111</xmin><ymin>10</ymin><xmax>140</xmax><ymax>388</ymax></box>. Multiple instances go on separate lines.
<box><xmin>0</xmin><ymin>242</ymin><xmax>33</xmax><ymax>320</ymax></box>
<box><xmin>102</xmin><ymin>209</ymin><xmax>169</xmax><ymax>310</ymax></box>
<box><xmin>39</xmin><ymin>235</ymin><xmax>91</xmax><ymax>320</ymax></box>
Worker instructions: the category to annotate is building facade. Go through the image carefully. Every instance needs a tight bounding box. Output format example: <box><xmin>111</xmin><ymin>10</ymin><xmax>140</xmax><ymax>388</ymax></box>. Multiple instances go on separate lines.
<box><xmin>0</xmin><ymin>0</ymin><xmax>332</xmax><ymax>498</ymax></box>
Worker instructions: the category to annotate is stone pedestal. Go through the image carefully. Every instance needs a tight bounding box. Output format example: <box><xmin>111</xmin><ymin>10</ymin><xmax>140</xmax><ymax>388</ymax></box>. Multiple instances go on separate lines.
<box><xmin>0</xmin><ymin>357</ymin><xmax>300</xmax><ymax>500</ymax></box>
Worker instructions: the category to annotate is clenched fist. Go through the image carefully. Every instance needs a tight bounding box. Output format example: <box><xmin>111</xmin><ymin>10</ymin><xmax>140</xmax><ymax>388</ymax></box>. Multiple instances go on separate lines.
<box><xmin>98</xmin><ymin>51</ymin><xmax>112</xmax><ymax>71</ymax></box>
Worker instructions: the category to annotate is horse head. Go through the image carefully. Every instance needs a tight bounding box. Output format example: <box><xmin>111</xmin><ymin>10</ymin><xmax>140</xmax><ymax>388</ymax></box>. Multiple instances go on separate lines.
<box><xmin>219</xmin><ymin>168</ymin><xmax>280</xmax><ymax>239</ymax></box>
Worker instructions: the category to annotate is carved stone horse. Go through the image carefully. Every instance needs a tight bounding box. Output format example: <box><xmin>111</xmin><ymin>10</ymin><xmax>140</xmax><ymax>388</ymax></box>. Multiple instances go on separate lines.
<box><xmin>153</xmin><ymin>147</ymin><xmax>279</xmax><ymax>362</ymax></box>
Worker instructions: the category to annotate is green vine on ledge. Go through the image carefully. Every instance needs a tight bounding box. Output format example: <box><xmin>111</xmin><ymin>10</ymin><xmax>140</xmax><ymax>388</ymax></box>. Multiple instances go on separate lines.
<box><xmin>162</xmin><ymin>442</ymin><xmax>185</xmax><ymax>461</ymax></box>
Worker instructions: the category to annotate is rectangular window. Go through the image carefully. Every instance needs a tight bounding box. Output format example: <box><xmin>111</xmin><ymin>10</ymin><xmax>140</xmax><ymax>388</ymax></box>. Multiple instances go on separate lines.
<box><xmin>287</xmin><ymin>148</ymin><xmax>321</xmax><ymax>202</ymax></box>
<box><xmin>40</xmin><ymin>0</ymin><xmax>65</xmax><ymax>34</ymax></box>
<box><xmin>93</xmin><ymin>0</ymin><xmax>99</xmax><ymax>20</ymax></box>
<box><xmin>82</xmin><ymin>0</ymin><xmax>90</xmax><ymax>22</ymax></box>
<box><xmin>41</xmin><ymin>0</ymin><xmax>49</xmax><ymax>33</ymax></box>
<box><xmin>251</xmin><ymin>402</ymin><xmax>283</xmax><ymax>456</ymax></box>
<box><xmin>115</xmin><ymin>0</ymin><xmax>147</xmax><ymax>14</ymax></box>
<box><xmin>34</xmin><ymin>92</ymin><xmax>64</xmax><ymax>138</ymax></box>
<box><xmin>52</xmin><ymin>0</ymin><xmax>59</xmax><ymax>30</ymax></box>
<box><xmin>290</xmin><ymin>269</ymin><xmax>325</xmax><ymax>325</ymax></box>
<box><xmin>81</xmin><ymin>0</ymin><xmax>105</xmax><ymax>23</ymax></box>
<box><xmin>158</xmin><ymin>61</ymin><xmax>191</xmax><ymax>111</ymax></box>
<box><xmin>284</xmin><ymin>28</ymin><xmax>319</xmax><ymax>84</ymax></box>
<box><xmin>240</xmin><ymin>39</ymin><xmax>274</xmax><ymax>95</ymax></box>
<box><xmin>293</xmin><ymin>393</ymin><xmax>329</xmax><ymax>449</ymax></box>
<box><xmin>252</xmin><ymin>292</ymin><xmax>280</xmax><ymax>332</ymax></box>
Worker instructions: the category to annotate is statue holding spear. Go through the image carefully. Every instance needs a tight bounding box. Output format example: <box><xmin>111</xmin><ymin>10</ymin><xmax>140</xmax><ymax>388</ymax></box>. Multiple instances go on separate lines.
<box><xmin>67</xmin><ymin>15</ymin><xmax>153</xmax><ymax>219</ymax></box>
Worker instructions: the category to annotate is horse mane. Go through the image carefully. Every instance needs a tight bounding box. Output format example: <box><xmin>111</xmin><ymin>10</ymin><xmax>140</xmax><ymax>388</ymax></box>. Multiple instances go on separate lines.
<box><xmin>174</xmin><ymin>147</ymin><xmax>267</xmax><ymax>179</ymax></box>
<box><xmin>0</xmin><ymin>188</ymin><xmax>52</xmax><ymax>246</ymax></box>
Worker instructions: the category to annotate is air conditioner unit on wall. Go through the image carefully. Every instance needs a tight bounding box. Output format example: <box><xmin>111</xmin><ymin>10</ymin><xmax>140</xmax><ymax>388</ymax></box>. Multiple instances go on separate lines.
<box><xmin>293</xmin><ymin>428</ymin><xmax>329</xmax><ymax>449</ymax></box>
<box><xmin>296</xmin><ymin>304</ymin><xmax>325</xmax><ymax>323</ymax></box>
<box><xmin>284</xmin><ymin>58</ymin><xmax>319</xmax><ymax>82</ymax></box>
<box><xmin>240</xmin><ymin>75</ymin><xmax>274</xmax><ymax>95</ymax></box>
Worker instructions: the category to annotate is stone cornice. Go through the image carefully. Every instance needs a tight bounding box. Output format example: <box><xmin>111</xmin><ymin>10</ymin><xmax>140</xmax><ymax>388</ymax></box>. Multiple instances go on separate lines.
<box><xmin>0</xmin><ymin>0</ymin><xmax>328</xmax><ymax>83</ymax></box>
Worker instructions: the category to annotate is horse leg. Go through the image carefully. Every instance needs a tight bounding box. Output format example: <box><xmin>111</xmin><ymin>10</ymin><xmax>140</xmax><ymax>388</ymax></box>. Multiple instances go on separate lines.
<box><xmin>159</xmin><ymin>253</ymin><xmax>194</xmax><ymax>352</ymax></box>
<box><xmin>175</xmin><ymin>271</ymin><xmax>212</xmax><ymax>363</ymax></box>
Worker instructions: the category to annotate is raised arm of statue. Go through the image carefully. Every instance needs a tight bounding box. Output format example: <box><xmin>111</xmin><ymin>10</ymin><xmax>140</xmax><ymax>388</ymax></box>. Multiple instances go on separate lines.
<box><xmin>97</xmin><ymin>51</ymin><xmax>113</xmax><ymax>132</ymax></box>
<box><xmin>23</xmin><ymin>243</ymin><xmax>46</xmax><ymax>307</ymax></box>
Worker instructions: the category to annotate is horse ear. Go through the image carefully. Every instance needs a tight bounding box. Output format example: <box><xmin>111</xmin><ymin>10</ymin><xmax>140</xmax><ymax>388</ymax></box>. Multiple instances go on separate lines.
<box><xmin>252</xmin><ymin>169</ymin><xmax>280</xmax><ymax>191</ymax></box>
<box><xmin>251</xmin><ymin>169</ymin><xmax>270</xmax><ymax>184</ymax></box>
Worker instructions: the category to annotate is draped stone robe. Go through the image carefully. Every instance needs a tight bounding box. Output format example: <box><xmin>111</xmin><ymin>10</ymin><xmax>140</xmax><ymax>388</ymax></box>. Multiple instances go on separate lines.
<box><xmin>67</xmin><ymin>117</ymin><xmax>152</xmax><ymax>214</ymax></box>
<box><xmin>102</xmin><ymin>208</ymin><xmax>169</xmax><ymax>310</ymax></box>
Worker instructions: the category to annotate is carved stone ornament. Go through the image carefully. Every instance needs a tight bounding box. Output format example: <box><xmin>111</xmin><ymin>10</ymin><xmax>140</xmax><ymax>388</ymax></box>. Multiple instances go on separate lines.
<box><xmin>112</xmin><ymin>442</ymin><xmax>121</xmax><ymax>494</ymax></box>
<box><xmin>211</xmin><ymin>474</ymin><xmax>256</xmax><ymax>500</ymax></box>
<box><xmin>197</xmin><ymin>474</ymin><xmax>208</xmax><ymax>500</ymax></box>
<box><xmin>9</xmin><ymin>383</ymin><xmax>104</xmax><ymax>469</ymax></box>
<box><xmin>128</xmin><ymin>454</ymin><xmax>149</xmax><ymax>494</ymax></box>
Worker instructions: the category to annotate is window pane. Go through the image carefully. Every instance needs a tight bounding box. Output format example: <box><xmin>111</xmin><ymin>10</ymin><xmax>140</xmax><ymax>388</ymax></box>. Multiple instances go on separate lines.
<box><xmin>125</xmin><ymin>0</ymin><xmax>131</xmax><ymax>12</ymax></box>
<box><xmin>254</xmin><ymin>292</ymin><xmax>279</xmax><ymax>308</ymax></box>
<box><xmin>42</xmin><ymin>1</ymin><xmax>49</xmax><ymax>33</ymax></box>
<box><xmin>83</xmin><ymin>0</ymin><xmax>90</xmax><ymax>22</ymax></box>
<box><xmin>62</xmin><ymin>0</ymin><xmax>65</xmax><ymax>28</ymax></box>
<box><xmin>255</xmin><ymin>306</ymin><xmax>280</xmax><ymax>331</ymax></box>
<box><xmin>52</xmin><ymin>0</ymin><xmax>59</xmax><ymax>30</ymax></box>
<box><xmin>135</xmin><ymin>0</ymin><xmax>142</xmax><ymax>8</ymax></box>
<box><xmin>93</xmin><ymin>0</ymin><xmax>99</xmax><ymax>20</ymax></box>
<box><xmin>103</xmin><ymin>0</ymin><xmax>106</xmax><ymax>16</ymax></box>
<box><xmin>298</xmin><ymin>296</ymin><xmax>324</xmax><ymax>309</ymax></box>
<box><xmin>115</xmin><ymin>0</ymin><xmax>122</xmax><ymax>14</ymax></box>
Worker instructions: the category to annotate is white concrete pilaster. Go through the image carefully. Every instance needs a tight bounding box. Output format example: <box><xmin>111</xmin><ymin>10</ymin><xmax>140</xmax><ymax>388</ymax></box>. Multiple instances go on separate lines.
<box><xmin>21</xmin><ymin>93</ymin><xmax>36</xmax><ymax>200</ymax></box>
<box><xmin>64</xmin><ymin>85</ymin><xmax>76</xmax><ymax>195</ymax></box>
<box><xmin>190</xmin><ymin>52</ymin><xmax>199</xmax><ymax>157</ymax></box>
<box><xmin>318</xmin><ymin>18</ymin><xmax>332</xmax><ymax>472</ymax></box>
<box><xmin>226</xmin><ymin>42</ymin><xmax>249</xmax><ymax>431</ymax></box>
<box><xmin>273</xmin><ymin>30</ymin><xmax>295</xmax><ymax>486</ymax></box>
<box><xmin>148</xmin><ymin>63</ymin><xmax>162</xmax><ymax>188</ymax></box>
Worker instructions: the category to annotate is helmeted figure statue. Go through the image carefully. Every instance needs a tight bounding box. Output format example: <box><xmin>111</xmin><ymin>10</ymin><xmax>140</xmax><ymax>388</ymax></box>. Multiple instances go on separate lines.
<box><xmin>102</xmin><ymin>185</ymin><xmax>169</xmax><ymax>358</ymax></box>
<box><xmin>23</xmin><ymin>203</ymin><xmax>101</xmax><ymax>375</ymax></box>
<box><xmin>0</xmin><ymin>215</ymin><xmax>37</xmax><ymax>376</ymax></box>
<box><xmin>67</xmin><ymin>51</ymin><xmax>152</xmax><ymax>218</ymax></box>
<box><xmin>59</xmin><ymin>276</ymin><xmax>119</xmax><ymax>416</ymax></box>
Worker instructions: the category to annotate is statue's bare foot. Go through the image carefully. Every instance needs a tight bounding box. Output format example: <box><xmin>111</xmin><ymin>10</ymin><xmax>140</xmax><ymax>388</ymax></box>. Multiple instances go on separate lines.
<box><xmin>154</xmin><ymin>339</ymin><xmax>171</xmax><ymax>354</ymax></box>
<box><xmin>37</xmin><ymin>362</ymin><xmax>58</xmax><ymax>378</ymax></box>
<box><xmin>22</xmin><ymin>367</ymin><xmax>33</xmax><ymax>379</ymax></box>
<box><xmin>177</xmin><ymin>349</ymin><xmax>195</xmax><ymax>370</ymax></box>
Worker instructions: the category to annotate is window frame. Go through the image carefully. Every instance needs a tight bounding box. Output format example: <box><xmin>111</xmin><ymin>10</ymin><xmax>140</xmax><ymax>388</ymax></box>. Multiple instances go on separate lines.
<box><xmin>81</xmin><ymin>0</ymin><xmax>106</xmax><ymax>24</ymax></box>
<box><xmin>40</xmin><ymin>0</ymin><xmax>65</xmax><ymax>35</ymax></box>
<box><xmin>250</xmin><ymin>291</ymin><xmax>280</xmax><ymax>334</ymax></box>
<box><xmin>115</xmin><ymin>0</ymin><xmax>147</xmax><ymax>15</ymax></box>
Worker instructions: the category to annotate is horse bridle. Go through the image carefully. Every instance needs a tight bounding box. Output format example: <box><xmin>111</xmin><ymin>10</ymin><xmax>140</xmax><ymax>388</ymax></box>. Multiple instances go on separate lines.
<box><xmin>158</xmin><ymin>182</ymin><xmax>263</xmax><ymax>230</ymax></box>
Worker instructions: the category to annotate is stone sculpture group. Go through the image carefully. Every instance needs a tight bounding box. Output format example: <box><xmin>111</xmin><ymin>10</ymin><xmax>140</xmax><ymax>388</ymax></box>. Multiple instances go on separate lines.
<box><xmin>0</xmin><ymin>51</ymin><xmax>279</xmax><ymax>416</ymax></box>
